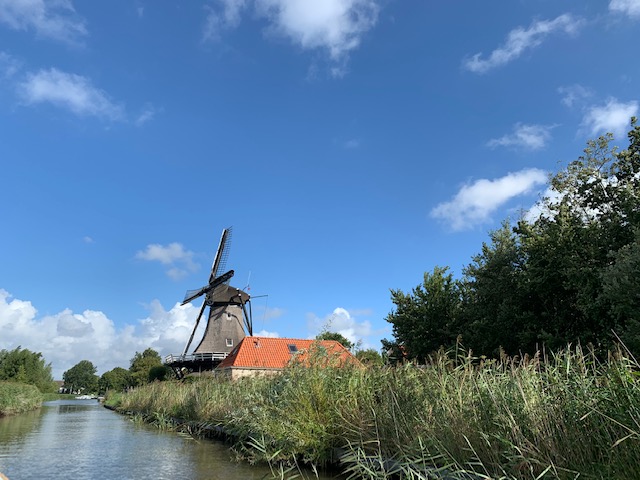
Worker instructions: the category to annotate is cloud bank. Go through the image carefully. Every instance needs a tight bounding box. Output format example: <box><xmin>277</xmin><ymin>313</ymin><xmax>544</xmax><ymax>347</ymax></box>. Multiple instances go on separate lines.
<box><xmin>0</xmin><ymin>289</ymin><xmax>199</xmax><ymax>379</ymax></box>
<box><xmin>431</xmin><ymin>169</ymin><xmax>548</xmax><ymax>231</ymax></box>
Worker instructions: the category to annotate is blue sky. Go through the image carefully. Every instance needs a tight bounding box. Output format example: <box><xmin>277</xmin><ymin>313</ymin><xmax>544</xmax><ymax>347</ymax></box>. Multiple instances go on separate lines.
<box><xmin>1</xmin><ymin>0</ymin><xmax>639</xmax><ymax>378</ymax></box>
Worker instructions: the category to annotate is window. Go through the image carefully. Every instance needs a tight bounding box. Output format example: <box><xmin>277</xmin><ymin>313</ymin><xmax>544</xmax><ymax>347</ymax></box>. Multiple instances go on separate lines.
<box><xmin>226</xmin><ymin>338</ymin><xmax>233</xmax><ymax>347</ymax></box>
<box><xmin>288</xmin><ymin>344</ymin><xmax>298</xmax><ymax>354</ymax></box>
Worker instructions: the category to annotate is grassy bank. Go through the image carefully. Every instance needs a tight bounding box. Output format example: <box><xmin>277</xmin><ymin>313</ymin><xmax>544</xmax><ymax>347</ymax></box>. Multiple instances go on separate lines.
<box><xmin>0</xmin><ymin>382</ymin><xmax>43</xmax><ymax>416</ymax></box>
<box><xmin>111</xmin><ymin>347</ymin><xmax>640</xmax><ymax>479</ymax></box>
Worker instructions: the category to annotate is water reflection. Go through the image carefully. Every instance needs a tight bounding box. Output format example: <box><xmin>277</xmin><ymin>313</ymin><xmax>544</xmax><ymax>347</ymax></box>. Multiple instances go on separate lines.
<box><xmin>0</xmin><ymin>400</ymin><xmax>333</xmax><ymax>480</ymax></box>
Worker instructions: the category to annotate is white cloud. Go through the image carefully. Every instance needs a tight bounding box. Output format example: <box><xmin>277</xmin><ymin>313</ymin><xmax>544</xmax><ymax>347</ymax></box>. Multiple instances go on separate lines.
<box><xmin>610</xmin><ymin>0</ymin><xmax>640</xmax><ymax>18</ymax></box>
<box><xmin>0</xmin><ymin>289</ymin><xmax>202</xmax><ymax>379</ymax></box>
<box><xmin>558</xmin><ymin>84</ymin><xmax>592</xmax><ymax>108</ymax></box>
<box><xmin>204</xmin><ymin>0</ymin><xmax>379</xmax><ymax>75</ymax></box>
<box><xmin>18</xmin><ymin>68</ymin><xmax>124</xmax><ymax>120</ymax></box>
<box><xmin>463</xmin><ymin>14</ymin><xmax>584</xmax><ymax>74</ymax></box>
<box><xmin>306</xmin><ymin>307</ymin><xmax>381</xmax><ymax>350</ymax></box>
<box><xmin>0</xmin><ymin>0</ymin><xmax>87</xmax><ymax>43</ymax></box>
<box><xmin>581</xmin><ymin>98</ymin><xmax>638</xmax><ymax>138</ymax></box>
<box><xmin>430</xmin><ymin>169</ymin><xmax>548</xmax><ymax>231</ymax></box>
<box><xmin>254</xmin><ymin>329</ymin><xmax>279</xmax><ymax>337</ymax></box>
<box><xmin>487</xmin><ymin>123</ymin><xmax>555</xmax><ymax>150</ymax></box>
<box><xmin>135</xmin><ymin>242</ymin><xmax>199</xmax><ymax>280</ymax></box>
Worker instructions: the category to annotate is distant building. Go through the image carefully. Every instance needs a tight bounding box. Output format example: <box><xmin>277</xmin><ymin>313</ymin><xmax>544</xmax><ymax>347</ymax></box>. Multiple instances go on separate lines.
<box><xmin>216</xmin><ymin>336</ymin><xmax>360</xmax><ymax>379</ymax></box>
<box><xmin>55</xmin><ymin>380</ymin><xmax>71</xmax><ymax>394</ymax></box>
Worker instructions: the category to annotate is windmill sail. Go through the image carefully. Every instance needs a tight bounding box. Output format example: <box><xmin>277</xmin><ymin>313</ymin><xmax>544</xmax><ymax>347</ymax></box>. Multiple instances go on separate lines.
<box><xmin>181</xmin><ymin>269</ymin><xmax>235</xmax><ymax>305</ymax></box>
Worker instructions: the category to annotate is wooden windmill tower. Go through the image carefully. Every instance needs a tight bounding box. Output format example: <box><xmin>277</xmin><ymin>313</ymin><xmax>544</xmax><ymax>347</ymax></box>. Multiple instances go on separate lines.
<box><xmin>164</xmin><ymin>227</ymin><xmax>253</xmax><ymax>376</ymax></box>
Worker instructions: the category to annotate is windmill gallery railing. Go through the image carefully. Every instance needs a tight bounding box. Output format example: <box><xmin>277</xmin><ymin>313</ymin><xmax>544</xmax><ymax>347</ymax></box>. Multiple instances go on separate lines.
<box><xmin>164</xmin><ymin>352</ymin><xmax>229</xmax><ymax>373</ymax></box>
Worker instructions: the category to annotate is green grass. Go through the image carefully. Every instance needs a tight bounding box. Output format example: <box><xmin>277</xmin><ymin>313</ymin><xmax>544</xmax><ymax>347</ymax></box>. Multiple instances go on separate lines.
<box><xmin>0</xmin><ymin>381</ymin><xmax>43</xmax><ymax>416</ymax></box>
<box><xmin>110</xmin><ymin>346</ymin><xmax>640</xmax><ymax>479</ymax></box>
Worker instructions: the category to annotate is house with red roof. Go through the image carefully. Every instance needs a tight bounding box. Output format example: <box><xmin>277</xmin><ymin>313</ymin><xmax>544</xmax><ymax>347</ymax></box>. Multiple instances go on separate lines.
<box><xmin>216</xmin><ymin>336</ymin><xmax>359</xmax><ymax>379</ymax></box>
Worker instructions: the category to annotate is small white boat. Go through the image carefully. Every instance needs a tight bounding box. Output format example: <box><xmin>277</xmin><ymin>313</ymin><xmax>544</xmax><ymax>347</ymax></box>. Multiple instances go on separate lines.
<box><xmin>75</xmin><ymin>395</ymin><xmax>93</xmax><ymax>400</ymax></box>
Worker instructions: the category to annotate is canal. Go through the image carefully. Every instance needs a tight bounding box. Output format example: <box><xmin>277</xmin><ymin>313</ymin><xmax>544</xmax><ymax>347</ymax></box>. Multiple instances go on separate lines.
<box><xmin>0</xmin><ymin>399</ymin><xmax>334</xmax><ymax>480</ymax></box>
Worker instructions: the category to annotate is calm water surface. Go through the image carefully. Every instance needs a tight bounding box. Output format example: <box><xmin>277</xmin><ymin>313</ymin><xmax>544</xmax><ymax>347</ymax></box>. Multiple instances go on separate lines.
<box><xmin>0</xmin><ymin>400</ymin><xmax>334</xmax><ymax>480</ymax></box>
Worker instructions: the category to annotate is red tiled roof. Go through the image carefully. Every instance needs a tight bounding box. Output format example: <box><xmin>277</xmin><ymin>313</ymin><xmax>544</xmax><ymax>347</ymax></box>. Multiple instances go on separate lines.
<box><xmin>217</xmin><ymin>336</ymin><xmax>358</xmax><ymax>370</ymax></box>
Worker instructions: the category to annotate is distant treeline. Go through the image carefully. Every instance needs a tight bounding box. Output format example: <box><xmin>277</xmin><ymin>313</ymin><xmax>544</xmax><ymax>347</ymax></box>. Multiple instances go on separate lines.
<box><xmin>384</xmin><ymin>120</ymin><xmax>640</xmax><ymax>361</ymax></box>
<box><xmin>63</xmin><ymin>348</ymin><xmax>172</xmax><ymax>394</ymax></box>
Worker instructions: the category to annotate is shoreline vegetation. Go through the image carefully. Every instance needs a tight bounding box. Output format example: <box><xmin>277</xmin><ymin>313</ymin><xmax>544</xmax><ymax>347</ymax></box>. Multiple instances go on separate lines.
<box><xmin>0</xmin><ymin>382</ymin><xmax>42</xmax><ymax>416</ymax></box>
<box><xmin>106</xmin><ymin>345</ymin><xmax>640</xmax><ymax>479</ymax></box>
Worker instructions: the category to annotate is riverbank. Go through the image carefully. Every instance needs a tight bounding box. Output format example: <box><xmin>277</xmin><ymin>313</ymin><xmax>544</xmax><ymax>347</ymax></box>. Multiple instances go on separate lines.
<box><xmin>108</xmin><ymin>347</ymin><xmax>640</xmax><ymax>479</ymax></box>
<box><xmin>0</xmin><ymin>382</ymin><xmax>42</xmax><ymax>416</ymax></box>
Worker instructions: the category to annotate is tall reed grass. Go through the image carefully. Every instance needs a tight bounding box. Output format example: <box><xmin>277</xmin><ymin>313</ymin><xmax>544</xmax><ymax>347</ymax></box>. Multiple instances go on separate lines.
<box><xmin>0</xmin><ymin>381</ymin><xmax>42</xmax><ymax>416</ymax></box>
<box><xmin>112</xmin><ymin>346</ymin><xmax>640</xmax><ymax>479</ymax></box>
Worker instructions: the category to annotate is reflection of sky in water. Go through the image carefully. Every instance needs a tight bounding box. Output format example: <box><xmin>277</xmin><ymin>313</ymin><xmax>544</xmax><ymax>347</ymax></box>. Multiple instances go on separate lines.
<box><xmin>0</xmin><ymin>400</ymin><xmax>327</xmax><ymax>480</ymax></box>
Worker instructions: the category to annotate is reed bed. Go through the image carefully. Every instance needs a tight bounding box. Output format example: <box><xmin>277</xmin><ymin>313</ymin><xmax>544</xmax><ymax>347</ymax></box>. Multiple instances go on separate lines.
<box><xmin>0</xmin><ymin>381</ymin><xmax>42</xmax><ymax>416</ymax></box>
<box><xmin>112</xmin><ymin>346</ymin><xmax>640</xmax><ymax>479</ymax></box>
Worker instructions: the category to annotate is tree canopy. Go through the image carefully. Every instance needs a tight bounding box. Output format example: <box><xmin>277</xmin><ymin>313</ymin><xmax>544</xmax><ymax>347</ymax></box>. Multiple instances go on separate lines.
<box><xmin>98</xmin><ymin>367</ymin><xmax>133</xmax><ymax>393</ymax></box>
<box><xmin>129</xmin><ymin>348</ymin><xmax>165</xmax><ymax>386</ymax></box>
<box><xmin>0</xmin><ymin>347</ymin><xmax>55</xmax><ymax>393</ymax></box>
<box><xmin>316</xmin><ymin>331</ymin><xmax>355</xmax><ymax>350</ymax></box>
<box><xmin>63</xmin><ymin>360</ymin><xmax>98</xmax><ymax>394</ymax></box>
<box><xmin>355</xmin><ymin>348</ymin><xmax>383</xmax><ymax>366</ymax></box>
<box><xmin>385</xmin><ymin>119</ymin><xmax>640</xmax><ymax>360</ymax></box>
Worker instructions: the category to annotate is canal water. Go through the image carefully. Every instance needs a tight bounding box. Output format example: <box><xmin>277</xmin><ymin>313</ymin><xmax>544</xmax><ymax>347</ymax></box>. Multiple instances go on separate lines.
<box><xmin>0</xmin><ymin>399</ymin><xmax>334</xmax><ymax>480</ymax></box>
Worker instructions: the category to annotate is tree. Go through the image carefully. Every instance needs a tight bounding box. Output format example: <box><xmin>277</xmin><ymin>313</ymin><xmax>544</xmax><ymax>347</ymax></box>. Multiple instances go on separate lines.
<box><xmin>511</xmin><ymin>119</ymin><xmax>640</xmax><ymax>355</ymax></box>
<box><xmin>461</xmin><ymin>221</ymin><xmax>533</xmax><ymax>355</ymax></box>
<box><xmin>129</xmin><ymin>348</ymin><xmax>163</xmax><ymax>386</ymax></box>
<box><xmin>0</xmin><ymin>347</ymin><xmax>55</xmax><ymax>393</ymax></box>
<box><xmin>63</xmin><ymin>360</ymin><xmax>98</xmax><ymax>394</ymax></box>
<box><xmin>385</xmin><ymin>266</ymin><xmax>462</xmax><ymax>362</ymax></box>
<box><xmin>315</xmin><ymin>331</ymin><xmax>354</xmax><ymax>350</ymax></box>
<box><xmin>601</xmin><ymin>229</ymin><xmax>640</xmax><ymax>354</ymax></box>
<box><xmin>98</xmin><ymin>367</ymin><xmax>133</xmax><ymax>393</ymax></box>
<box><xmin>355</xmin><ymin>348</ymin><xmax>383</xmax><ymax>366</ymax></box>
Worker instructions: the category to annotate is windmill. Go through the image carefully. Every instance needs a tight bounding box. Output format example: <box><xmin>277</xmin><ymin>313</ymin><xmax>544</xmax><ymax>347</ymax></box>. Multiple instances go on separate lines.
<box><xmin>164</xmin><ymin>227</ymin><xmax>253</xmax><ymax>376</ymax></box>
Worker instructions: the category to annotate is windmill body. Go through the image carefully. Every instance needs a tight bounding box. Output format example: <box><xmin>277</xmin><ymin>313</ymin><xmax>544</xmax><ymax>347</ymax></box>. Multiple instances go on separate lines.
<box><xmin>164</xmin><ymin>227</ymin><xmax>252</xmax><ymax>377</ymax></box>
<box><xmin>192</xmin><ymin>286</ymin><xmax>249</xmax><ymax>354</ymax></box>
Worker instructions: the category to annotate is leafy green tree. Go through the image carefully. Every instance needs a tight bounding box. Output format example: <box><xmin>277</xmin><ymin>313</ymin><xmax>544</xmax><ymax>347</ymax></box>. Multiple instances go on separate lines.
<box><xmin>98</xmin><ymin>367</ymin><xmax>132</xmax><ymax>393</ymax></box>
<box><xmin>512</xmin><ymin>119</ymin><xmax>640</xmax><ymax>355</ymax></box>
<box><xmin>129</xmin><ymin>348</ymin><xmax>163</xmax><ymax>386</ymax></box>
<box><xmin>385</xmin><ymin>266</ymin><xmax>462</xmax><ymax>362</ymax></box>
<box><xmin>315</xmin><ymin>331</ymin><xmax>354</xmax><ymax>350</ymax></box>
<box><xmin>355</xmin><ymin>348</ymin><xmax>383</xmax><ymax>366</ymax></box>
<box><xmin>461</xmin><ymin>221</ymin><xmax>533</xmax><ymax>355</ymax></box>
<box><xmin>601</xmin><ymin>229</ymin><xmax>640</xmax><ymax>354</ymax></box>
<box><xmin>0</xmin><ymin>347</ymin><xmax>55</xmax><ymax>393</ymax></box>
<box><xmin>148</xmin><ymin>365</ymin><xmax>172</xmax><ymax>382</ymax></box>
<box><xmin>63</xmin><ymin>360</ymin><xmax>98</xmax><ymax>394</ymax></box>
